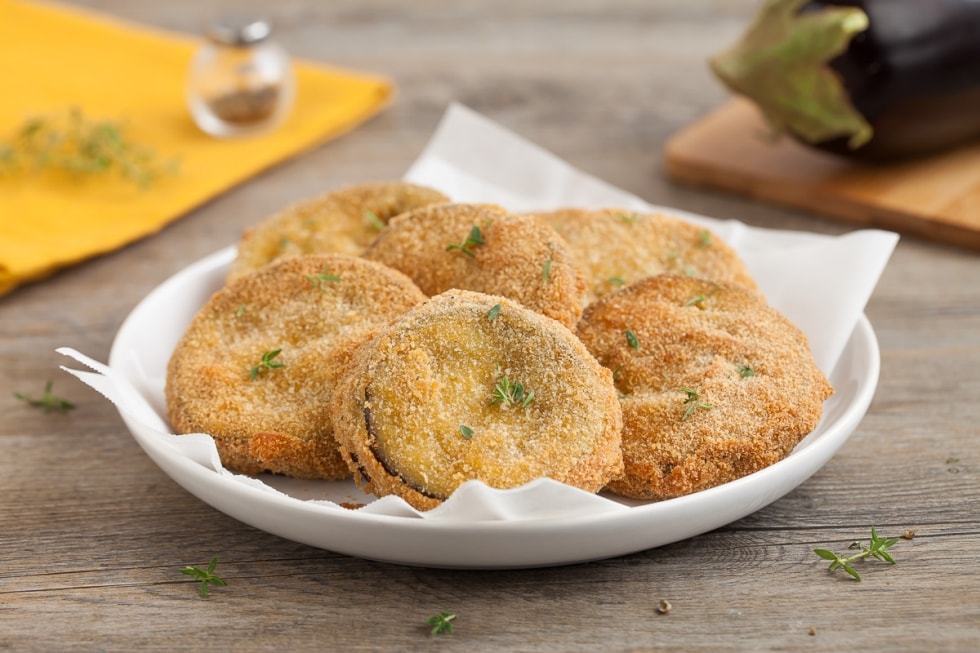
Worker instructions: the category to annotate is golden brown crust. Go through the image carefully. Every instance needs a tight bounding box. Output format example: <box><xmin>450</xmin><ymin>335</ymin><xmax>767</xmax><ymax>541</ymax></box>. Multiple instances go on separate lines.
<box><xmin>165</xmin><ymin>254</ymin><xmax>427</xmax><ymax>479</ymax></box>
<box><xmin>227</xmin><ymin>181</ymin><xmax>449</xmax><ymax>282</ymax></box>
<box><xmin>532</xmin><ymin>208</ymin><xmax>760</xmax><ymax>304</ymax></box>
<box><xmin>330</xmin><ymin>289</ymin><xmax>624</xmax><ymax>511</ymax></box>
<box><xmin>362</xmin><ymin>203</ymin><xmax>587</xmax><ymax>329</ymax></box>
<box><xmin>575</xmin><ymin>274</ymin><xmax>832</xmax><ymax>500</ymax></box>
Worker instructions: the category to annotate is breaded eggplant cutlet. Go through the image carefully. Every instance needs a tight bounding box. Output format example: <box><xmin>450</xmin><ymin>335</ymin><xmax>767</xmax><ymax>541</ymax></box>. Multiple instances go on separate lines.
<box><xmin>330</xmin><ymin>289</ymin><xmax>624</xmax><ymax>511</ymax></box>
<box><xmin>576</xmin><ymin>274</ymin><xmax>832</xmax><ymax>501</ymax></box>
<box><xmin>532</xmin><ymin>207</ymin><xmax>760</xmax><ymax>305</ymax></box>
<box><xmin>166</xmin><ymin>254</ymin><xmax>427</xmax><ymax>480</ymax></box>
<box><xmin>362</xmin><ymin>203</ymin><xmax>587</xmax><ymax>329</ymax></box>
<box><xmin>227</xmin><ymin>180</ymin><xmax>449</xmax><ymax>282</ymax></box>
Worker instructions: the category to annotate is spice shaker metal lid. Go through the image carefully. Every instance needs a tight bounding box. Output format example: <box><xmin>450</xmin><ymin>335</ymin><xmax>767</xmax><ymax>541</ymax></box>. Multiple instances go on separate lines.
<box><xmin>207</xmin><ymin>17</ymin><xmax>272</xmax><ymax>46</ymax></box>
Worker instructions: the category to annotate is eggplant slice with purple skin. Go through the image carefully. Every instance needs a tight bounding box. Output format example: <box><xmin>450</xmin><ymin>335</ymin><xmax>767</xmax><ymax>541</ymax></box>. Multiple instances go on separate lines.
<box><xmin>710</xmin><ymin>0</ymin><xmax>980</xmax><ymax>162</ymax></box>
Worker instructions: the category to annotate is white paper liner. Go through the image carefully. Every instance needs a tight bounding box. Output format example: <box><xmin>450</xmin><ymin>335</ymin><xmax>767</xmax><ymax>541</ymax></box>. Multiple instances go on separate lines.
<box><xmin>59</xmin><ymin>103</ymin><xmax>898</xmax><ymax>523</ymax></box>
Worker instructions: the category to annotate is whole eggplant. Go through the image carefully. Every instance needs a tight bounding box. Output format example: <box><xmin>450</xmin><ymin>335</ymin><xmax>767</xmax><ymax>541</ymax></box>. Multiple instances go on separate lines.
<box><xmin>710</xmin><ymin>0</ymin><xmax>980</xmax><ymax>162</ymax></box>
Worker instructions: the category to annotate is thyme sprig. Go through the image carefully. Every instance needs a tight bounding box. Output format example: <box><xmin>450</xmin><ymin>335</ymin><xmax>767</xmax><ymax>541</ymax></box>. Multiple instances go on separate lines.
<box><xmin>13</xmin><ymin>381</ymin><xmax>75</xmax><ymax>413</ymax></box>
<box><xmin>625</xmin><ymin>329</ymin><xmax>641</xmax><ymax>352</ymax></box>
<box><xmin>491</xmin><ymin>372</ymin><xmax>535</xmax><ymax>408</ymax></box>
<box><xmin>0</xmin><ymin>108</ymin><xmax>177</xmax><ymax>187</ymax></box>
<box><xmin>363</xmin><ymin>209</ymin><xmax>385</xmax><ymax>231</ymax></box>
<box><xmin>814</xmin><ymin>527</ymin><xmax>899</xmax><ymax>581</ymax></box>
<box><xmin>426</xmin><ymin>611</ymin><xmax>457</xmax><ymax>635</ymax></box>
<box><xmin>250</xmin><ymin>349</ymin><xmax>284</xmax><ymax>379</ymax></box>
<box><xmin>306</xmin><ymin>268</ymin><xmax>341</xmax><ymax>290</ymax></box>
<box><xmin>446</xmin><ymin>225</ymin><xmax>485</xmax><ymax>258</ymax></box>
<box><xmin>180</xmin><ymin>556</ymin><xmax>227</xmax><ymax>597</ymax></box>
<box><xmin>681</xmin><ymin>387</ymin><xmax>713</xmax><ymax>420</ymax></box>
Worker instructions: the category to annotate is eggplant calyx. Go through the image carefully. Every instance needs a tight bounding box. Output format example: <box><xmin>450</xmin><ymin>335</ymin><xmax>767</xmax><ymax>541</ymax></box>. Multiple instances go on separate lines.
<box><xmin>709</xmin><ymin>0</ymin><xmax>872</xmax><ymax>149</ymax></box>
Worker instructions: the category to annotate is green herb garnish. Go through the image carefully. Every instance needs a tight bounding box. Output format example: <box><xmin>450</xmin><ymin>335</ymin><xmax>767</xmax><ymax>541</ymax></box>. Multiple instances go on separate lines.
<box><xmin>235</xmin><ymin>304</ymin><xmax>246</xmax><ymax>318</ymax></box>
<box><xmin>491</xmin><ymin>373</ymin><xmax>535</xmax><ymax>408</ymax></box>
<box><xmin>617</xmin><ymin>211</ymin><xmax>641</xmax><ymax>225</ymax></box>
<box><xmin>608</xmin><ymin>276</ymin><xmax>627</xmax><ymax>286</ymax></box>
<box><xmin>487</xmin><ymin>303</ymin><xmax>502</xmax><ymax>320</ymax></box>
<box><xmin>459</xmin><ymin>425</ymin><xmax>475</xmax><ymax>440</ymax></box>
<box><xmin>426</xmin><ymin>611</ymin><xmax>457</xmax><ymax>635</ymax></box>
<box><xmin>13</xmin><ymin>381</ymin><xmax>75</xmax><ymax>414</ymax></box>
<box><xmin>625</xmin><ymin>329</ymin><xmax>640</xmax><ymax>352</ymax></box>
<box><xmin>250</xmin><ymin>349</ymin><xmax>284</xmax><ymax>379</ymax></box>
<box><xmin>698</xmin><ymin>230</ymin><xmax>712</xmax><ymax>247</ymax></box>
<box><xmin>306</xmin><ymin>268</ymin><xmax>341</xmax><ymax>290</ymax></box>
<box><xmin>684</xmin><ymin>294</ymin><xmax>706</xmax><ymax>307</ymax></box>
<box><xmin>542</xmin><ymin>257</ymin><xmax>552</xmax><ymax>282</ymax></box>
<box><xmin>814</xmin><ymin>527</ymin><xmax>899</xmax><ymax>581</ymax></box>
<box><xmin>680</xmin><ymin>387</ymin><xmax>713</xmax><ymax>421</ymax></box>
<box><xmin>737</xmin><ymin>364</ymin><xmax>757</xmax><ymax>378</ymax></box>
<box><xmin>180</xmin><ymin>556</ymin><xmax>227</xmax><ymax>597</ymax></box>
<box><xmin>363</xmin><ymin>209</ymin><xmax>385</xmax><ymax>231</ymax></box>
<box><xmin>446</xmin><ymin>225</ymin><xmax>485</xmax><ymax>258</ymax></box>
<box><xmin>0</xmin><ymin>108</ymin><xmax>177</xmax><ymax>187</ymax></box>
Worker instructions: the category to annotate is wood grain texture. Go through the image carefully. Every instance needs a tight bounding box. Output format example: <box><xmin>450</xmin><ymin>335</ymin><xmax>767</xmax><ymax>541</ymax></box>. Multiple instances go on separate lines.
<box><xmin>2</xmin><ymin>1</ymin><xmax>979</xmax><ymax>651</ymax></box>
<box><xmin>665</xmin><ymin>99</ymin><xmax>980</xmax><ymax>250</ymax></box>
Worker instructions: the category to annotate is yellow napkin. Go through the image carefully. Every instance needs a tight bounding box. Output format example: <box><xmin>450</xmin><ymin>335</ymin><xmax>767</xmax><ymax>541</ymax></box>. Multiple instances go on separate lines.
<box><xmin>0</xmin><ymin>0</ymin><xmax>393</xmax><ymax>296</ymax></box>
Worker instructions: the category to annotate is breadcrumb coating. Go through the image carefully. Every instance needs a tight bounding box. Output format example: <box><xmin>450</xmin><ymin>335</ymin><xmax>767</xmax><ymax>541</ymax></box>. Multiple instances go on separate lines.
<box><xmin>532</xmin><ymin>208</ymin><xmax>760</xmax><ymax>304</ymax></box>
<box><xmin>576</xmin><ymin>274</ymin><xmax>832</xmax><ymax>500</ymax></box>
<box><xmin>227</xmin><ymin>180</ymin><xmax>449</xmax><ymax>282</ymax></box>
<box><xmin>362</xmin><ymin>203</ymin><xmax>587</xmax><ymax>329</ymax></box>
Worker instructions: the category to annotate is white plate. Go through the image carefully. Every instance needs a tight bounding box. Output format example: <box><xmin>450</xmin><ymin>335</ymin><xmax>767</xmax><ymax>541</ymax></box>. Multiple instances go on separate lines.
<box><xmin>104</xmin><ymin>246</ymin><xmax>879</xmax><ymax>569</ymax></box>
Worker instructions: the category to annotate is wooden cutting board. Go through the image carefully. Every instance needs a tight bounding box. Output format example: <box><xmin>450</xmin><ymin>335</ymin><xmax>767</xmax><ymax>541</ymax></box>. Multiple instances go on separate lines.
<box><xmin>664</xmin><ymin>98</ymin><xmax>980</xmax><ymax>250</ymax></box>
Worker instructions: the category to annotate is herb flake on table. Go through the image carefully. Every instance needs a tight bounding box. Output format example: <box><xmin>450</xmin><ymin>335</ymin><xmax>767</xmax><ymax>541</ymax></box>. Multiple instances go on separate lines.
<box><xmin>426</xmin><ymin>611</ymin><xmax>457</xmax><ymax>635</ymax></box>
<box><xmin>14</xmin><ymin>381</ymin><xmax>75</xmax><ymax>413</ymax></box>
<box><xmin>814</xmin><ymin>526</ymin><xmax>899</xmax><ymax>581</ymax></box>
<box><xmin>180</xmin><ymin>556</ymin><xmax>227</xmax><ymax>597</ymax></box>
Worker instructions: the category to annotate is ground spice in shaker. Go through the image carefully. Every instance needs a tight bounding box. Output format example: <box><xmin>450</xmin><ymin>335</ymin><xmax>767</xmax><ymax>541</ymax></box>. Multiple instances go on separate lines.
<box><xmin>187</xmin><ymin>17</ymin><xmax>295</xmax><ymax>137</ymax></box>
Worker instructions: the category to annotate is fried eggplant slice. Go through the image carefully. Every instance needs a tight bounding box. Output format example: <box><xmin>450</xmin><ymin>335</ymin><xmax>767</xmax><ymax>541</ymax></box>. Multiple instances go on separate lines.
<box><xmin>576</xmin><ymin>274</ymin><xmax>832</xmax><ymax>500</ymax></box>
<box><xmin>362</xmin><ymin>203</ymin><xmax>587</xmax><ymax>329</ymax></box>
<box><xmin>330</xmin><ymin>289</ymin><xmax>623</xmax><ymax>510</ymax></box>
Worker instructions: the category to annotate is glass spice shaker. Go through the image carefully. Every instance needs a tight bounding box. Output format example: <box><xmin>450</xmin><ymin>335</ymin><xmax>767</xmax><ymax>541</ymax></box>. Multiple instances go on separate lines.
<box><xmin>187</xmin><ymin>17</ymin><xmax>295</xmax><ymax>138</ymax></box>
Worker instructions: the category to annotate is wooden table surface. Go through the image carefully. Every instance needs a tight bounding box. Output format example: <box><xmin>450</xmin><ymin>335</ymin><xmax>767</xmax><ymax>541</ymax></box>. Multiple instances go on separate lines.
<box><xmin>4</xmin><ymin>1</ymin><xmax>978</xmax><ymax>651</ymax></box>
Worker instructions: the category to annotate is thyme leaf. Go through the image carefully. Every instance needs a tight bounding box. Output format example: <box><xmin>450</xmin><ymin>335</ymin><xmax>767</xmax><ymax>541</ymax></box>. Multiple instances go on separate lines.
<box><xmin>180</xmin><ymin>556</ymin><xmax>227</xmax><ymax>598</ymax></box>
<box><xmin>680</xmin><ymin>387</ymin><xmax>713</xmax><ymax>421</ymax></box>
<box><xmin>491</xmin><ymin>373</ymin><xmax>535</xmax><ymax>408</ymax></box>
<box><xmin>13</xmin><ymin>381</ymin><xmax>75</xmax><ymax>413</ymax></box>
<box><xmin>250</xmin><ymin>349</ymin><xmax>284</xmax><ymax>379</ymax></box>
<box><xmin>625</xmin><ymin>329</ymin><xmax>640</xmax><ymax>352</ymax></box>
<box><xmin>814</xmin><ymin>527</ymin><xmax>899</xmax><ymax>581</ymax></box>
<box><xmin>0</xmin><ymin>108</ymin><xmax>178</xmax><ymax>187</ymax></box>
<box><xmin>306</xmin><ymin>268</ymin><xmax>341</xmax><ymax>290</ymax></box>
<box><xmin>446</xmin><ymin>225</ymin><xmax>485</xmax><ymax>258</ymax></box>
<box><xmin>363</xmin><ymin>209</ymin><xmax>385</xmax><ymax>231</ymax></box>
<box><xmin>426</xmin><ymin>611</ymin><xmax>457</xmax><ymax>635</ymax></box>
